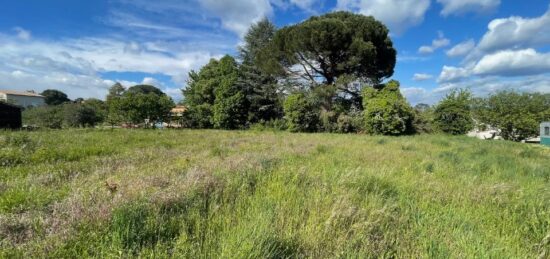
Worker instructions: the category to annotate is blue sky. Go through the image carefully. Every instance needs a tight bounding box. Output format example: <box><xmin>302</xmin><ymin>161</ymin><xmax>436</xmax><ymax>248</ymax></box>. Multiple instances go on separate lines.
<box><xmin>0</xmin><ymin>0</ymin><xmax>549</xmax><ymax>104</ymax></box>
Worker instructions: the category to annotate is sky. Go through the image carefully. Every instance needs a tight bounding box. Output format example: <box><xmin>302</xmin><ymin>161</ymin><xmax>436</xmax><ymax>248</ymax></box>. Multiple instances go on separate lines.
<box><xmin>1</xmin><ymin>0</ymin><xmax>549</xmax><ymax>104</ymax></box>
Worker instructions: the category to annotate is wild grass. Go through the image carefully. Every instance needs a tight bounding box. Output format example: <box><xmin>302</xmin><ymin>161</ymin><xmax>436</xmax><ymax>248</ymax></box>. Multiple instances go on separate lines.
<box><xmin>0</xmin><ymin>129</ymin><xmax>549</xmax><ymax>258</ymax></box>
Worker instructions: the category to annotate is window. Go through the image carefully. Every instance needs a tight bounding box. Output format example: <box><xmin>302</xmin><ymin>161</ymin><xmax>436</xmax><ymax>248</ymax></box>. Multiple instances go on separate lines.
<box><xmin>545</xmin><ymin>127</ymin><xmax>550</xmax><ymax>136</ymax></box>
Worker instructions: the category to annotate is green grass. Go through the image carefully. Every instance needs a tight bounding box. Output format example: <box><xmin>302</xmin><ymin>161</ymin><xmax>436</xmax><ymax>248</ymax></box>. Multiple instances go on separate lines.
<box><xmin>0</xmin><ymin>129</ymin><xmax>549</xmax><ymax>258</ymax></box>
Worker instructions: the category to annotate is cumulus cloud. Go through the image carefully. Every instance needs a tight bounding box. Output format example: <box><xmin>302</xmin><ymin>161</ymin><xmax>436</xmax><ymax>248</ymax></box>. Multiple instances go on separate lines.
<box><xmin>446</xmin><ymin>39</ymin><xmax>475</xmax><ymax>57</ymax></box>
<box><xmin>336</xmin><ymin>0</ymin><xmax>430</xmax><ymax>34</ymax></box>
<box><xmin>437</xmin><ymin>0</ymin><xmax>500</xmax><ymax>16</ymax></box>
<box><xmin>478</xmin><ymin>7</ymin><xmax>550</xmax><ymax>52</ymax></box>
<box><xmin>473</xmin><ymin>49</ymin><xmax>550</xmax><ymax>77</ymax></box>
<box><xmin>418</xmin><ymin>32</ymin><xmax>450</xmax><ymax>54</ymax></box>
<box><xmin>437</xmin><ymin>66</ymin><xmax>472</xmax><ymax>83</ymax></box>
<box><xmin>0</xmin><ymin>34</ymin><xmax>218</xmax><ymax>99</ymax></box>
<box><xmin>412</xmin><ymin>73</ymin><xmax>434</xmax><ymax>81</ymax></box>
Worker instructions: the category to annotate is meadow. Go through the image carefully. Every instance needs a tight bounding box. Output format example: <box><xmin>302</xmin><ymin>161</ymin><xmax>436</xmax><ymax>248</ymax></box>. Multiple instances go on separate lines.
<box><xmin>0</xmin><ymin>129</ymin><xmax>549</xmax><ymax>258</ymax></box>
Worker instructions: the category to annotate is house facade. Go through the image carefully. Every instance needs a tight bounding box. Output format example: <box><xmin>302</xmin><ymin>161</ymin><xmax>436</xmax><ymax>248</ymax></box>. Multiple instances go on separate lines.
<box><xmin>0</xmin><ymin>90</ymin><xmax>45</xmax><ymax>108</ymax></box>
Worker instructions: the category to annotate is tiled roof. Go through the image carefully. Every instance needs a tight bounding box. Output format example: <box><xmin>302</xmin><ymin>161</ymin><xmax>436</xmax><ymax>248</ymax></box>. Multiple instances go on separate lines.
<box><xmin>0</xmin><ymin>90</ymin><xmax>45</xmax><ymax>98</ymax></box>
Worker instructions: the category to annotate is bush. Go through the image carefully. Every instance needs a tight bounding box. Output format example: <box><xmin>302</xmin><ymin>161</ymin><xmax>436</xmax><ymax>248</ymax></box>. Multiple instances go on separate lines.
<box><xmin>412</xmin><ymin>104</ymin><xmax>434</xmax><ymax>134</ymax></box>
<box><xmin>472</xmin><ymin>91</ymin><xmax>550</xmax><ymax>141</ymax></box>
<box><xmin>182</xmin><ymin>104</ymin><xmax>214</xmax><ymax>129</ymax></box>
<box><xmin>433</xmin><ymin>89</ymin><xmax>473</xmax><ymax>135</ymax></box>
<box><xmin>283</xmin><ymin>93</ymin><xmax>320</xmax><ymax>132</ymax></box>
<box><xmin>63</xmin><ymin>104</ymin><xmax>102</xmax><ymax>127</ymax></box>
<box><xmin>22</xmin><ymin>106</ymin><xmax>64</xmax><ymax>129</ymax></box>
<box><xmin>362</xmin><ymin>80</ymin><xmax>414</xmax><ymax>135</ymax></box>
<box><xmin>319</xmin><ymin>110</ymin><xmax>338</xmax><ymax>132</ymax></box>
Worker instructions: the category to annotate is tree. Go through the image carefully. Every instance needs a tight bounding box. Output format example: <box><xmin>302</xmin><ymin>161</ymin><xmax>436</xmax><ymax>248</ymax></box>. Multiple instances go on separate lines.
<box><xmin>237</xmin><ymin>18</ymin><xmax>283</xmax><ymax>123</ymax></box>
<box><xmin>107</xmin><ymin>84</ymin><xmax>174</xmax><ymax>127</ymax></box>
<box><xmin>82</xmin><ymin>98</ymin><xmax>107</xmax><ymax>122</ymax></box>
<box><xmin>127</xmin><ymin>85</ymin><xmax>164</xmax><ymax>96</ymax></box>
<box><xmin>433</xmin><ymin>89</ymin><xmax>474</xmax><ymax>135</ymax></box>
<box><xmin>118</xmin><ymin>91</ymin><xmax>174</xmax><ymax>126</ymax></box>
<box><xmin>106</xmin><ymin>82</ymin><xmax>125</xmax><ymax>102</ymax></box>
<box><xmin>473</xmin><ymin>91</ymin><xmax>550</xmax><ymax>141</ymax></box>
<box><xmin>362</xmin><ymin>80</ymin><xmax>414</xmax><ymax>135</ymax></box>
<box><xmin>271</xmin><ymin>11</ymin><xmax>396</xmax><ymax>106</ymax></box>
<box><xmin>40</xmin><ymin>89</ymin><xmax>70</xmax><ymax>105</ymax></box>
<box><xmin>283</xmin><ymin>92</ymin><xmax>320</xmax><ymax>132</ymax></box>
<box><xmin>412</xmin><ymin>103</ymin><xmax>434</xmax><ymax>134</ymax></box>
<box><xmin>106</xmin><ymin>83</ymin><xmax>126</xmax><ymax>127</ymax></box>
<box><xmin>22</xmin><ymin>106</ymin><xmax>64</xmax><ymax>128</ymax></box>
<box><xmin>63</xmin><ymin>103</ymin><xmax>102</xmax><ymax>127</ymax></box>
<box><xmin>183</xmin><ymin>55</ymin><xmax>247</xmax><ymax>129</ymax></box>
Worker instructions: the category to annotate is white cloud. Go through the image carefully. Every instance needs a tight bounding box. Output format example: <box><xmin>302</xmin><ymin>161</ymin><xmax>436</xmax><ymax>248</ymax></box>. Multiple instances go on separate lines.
<box><xmin>473</xmin><ymin>49</ymin><xmax>550</xmax><ymax>77</ymax></box>
<box><xmin>418</xmin><ymin>32</ymin><xmax>450</xmax><ymax>54</ymax></box>
<box><xmin>271</xmin><ymin>0</ymin><xmax>320</xmax><ymax>12</ymax></box>
<box><xmin>436</xmin><ymin>75</ymin><xmax>550</xmax><ymax>96</ymax></box>
<box><xmin>199</xmin><ymin>0</ymin><xmax>273</xmax><ymax>36</ymax></box>
<box><xmin>437</xmin><ymin>66</ymin><xmax>472</xmax><ymax>83</ymax></box>
<box><xmin>413</xmin><ymin>73</ymin><xmax>434</xmax><ymax>81</ymax></box>
<box><xmin>446</xmin><ymin>39</ymin><xmax>475</xmax><ymax>57</ymax></box>
<box><xmin>141</xmin><ymin>77</ymin><xmax>160</xmax><ymax>86</ymax></box>
<box><xmin>13</xmin><ymin>27</ymin><xmax>31</xmax><ymax>40</ymax></box>
<box><xmin>437</xmin><ymin>0</ymin><xmax>500</xmax><ymax>16</ymax></box>
<box><xmin>0</xmin><ymin>34</ymin><xmax>219</xmax><ymax>99</ymax></box>
<box><xmin>336</xmin><ymin>0</ymin><xmax>430</xmax><ymax>34</ymax></box>
<box><xmin>478</xmin><ymin>8</ymin><xmax>550</xmax><ymax>52</ymax></box>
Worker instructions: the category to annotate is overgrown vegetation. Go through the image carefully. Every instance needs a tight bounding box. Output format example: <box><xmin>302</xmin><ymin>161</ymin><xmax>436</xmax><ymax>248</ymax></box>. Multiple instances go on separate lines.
<box><xmin>0</xmin><ymin>130</ymin><xmax>549</xmax><ymax>257</ymax></box>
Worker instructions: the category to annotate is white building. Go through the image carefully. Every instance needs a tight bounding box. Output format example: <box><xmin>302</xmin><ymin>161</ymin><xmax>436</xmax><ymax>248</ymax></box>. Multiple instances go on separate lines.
<box><xmin>0</xmin><ymin>90</ymin><xmax>45</xmax><ymax>108</ymax></box>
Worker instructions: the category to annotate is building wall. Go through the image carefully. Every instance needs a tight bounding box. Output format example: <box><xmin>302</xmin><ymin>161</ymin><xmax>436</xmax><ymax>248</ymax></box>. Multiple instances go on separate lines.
<box><xmin>541</xmin><ymin>122</ymin><xmax>550</xmax><ymax>147</ymax></box>
<box><xmin>6</xmin><ymin>94</ymin><xmax>45</xmax><ymax>108</ymax></box>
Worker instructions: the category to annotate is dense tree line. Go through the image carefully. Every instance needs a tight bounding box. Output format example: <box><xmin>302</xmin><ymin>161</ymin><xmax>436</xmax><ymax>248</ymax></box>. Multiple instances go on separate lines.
<box><xmin>23</xmin><ymin>84</ymin><xmax>175</xmax><ymax>129</ymax></box>
<box><xmin>20</xmin><ymin>11</ymin><xmax>549</xmax><ymax>142</ymax></box>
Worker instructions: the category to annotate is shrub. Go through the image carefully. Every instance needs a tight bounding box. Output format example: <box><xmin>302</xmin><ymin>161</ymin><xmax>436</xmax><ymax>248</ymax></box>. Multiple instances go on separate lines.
<box><xmin>472</xmin><ymin>91</ymin><xmax>550</xmax><ymax>141</ymax></box>
<box><xmin>182</xmin><ymin>104</ymin><xmax>214</xmax><ymax>129</ymax></box>
<box><xmin>412</xmin><ymin>104</ymin><xmax>434</xmax><ymax>134</ymax></box>
<box><xmin>433</xmin><ymin>89</ymin><xmax>473</xmax><ymax>135</ymax></box>
<box><xmin>283</xmin><ymin>93</ymin><xmax>320</xmax><ymax>132</ymax></box>
<box><xmin>22</xmin><ymin>106</ymin><xmax>64</xmax><ymax>128</ymax></box>
<box><xmin>319</xmin><ymin>110</ymin><xmax>338</xmax><ymax>132</ymax></box>
<box><xmin>362</xmin><ymin>80</ymin><xmax>414</xmax><ymax>135</ymax></box>
<box><xmin>63</xmin><ymin>104</ymin><xmax>102</xmax><ymax>127</ymax></box>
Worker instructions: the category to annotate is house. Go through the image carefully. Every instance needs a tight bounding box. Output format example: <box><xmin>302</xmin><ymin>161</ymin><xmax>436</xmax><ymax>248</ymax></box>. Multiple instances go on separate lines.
<box><xmin>0</xmin><ymin>90</ymin><xmax>45</xmax><ymax>108</ymax></box>
<box><xmin>541</xmin><ymin>122</ymin><xmax>550</xmax><ymax>147</ymax></box>
<box><xmin>0</xmin><ymin>102</ymin><xmax>22</xmax><ymax>129</ymax></box>
<box><xmin>170</xmin><ymin>106</ymin><xmax>187</xmax><ymax>117</ymax></box>
<box><xmin>167</xmin><ymin>105</ymin><xmax>187</xmax><ymax>128</ymax></box>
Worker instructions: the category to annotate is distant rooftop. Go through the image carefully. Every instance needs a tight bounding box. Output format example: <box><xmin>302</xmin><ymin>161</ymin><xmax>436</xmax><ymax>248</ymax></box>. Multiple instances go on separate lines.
<box><xmin>0</xmin><ymin>90</ymin><xmax>44</xmax><ymax>98</ymax></box>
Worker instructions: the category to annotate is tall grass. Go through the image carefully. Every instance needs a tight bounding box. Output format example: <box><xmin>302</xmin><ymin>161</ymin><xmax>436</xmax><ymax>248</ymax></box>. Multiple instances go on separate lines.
<box><xmin>0</xmin><ymin>129</ymin><xmax>549</xmax><ymax>257</ymax></box>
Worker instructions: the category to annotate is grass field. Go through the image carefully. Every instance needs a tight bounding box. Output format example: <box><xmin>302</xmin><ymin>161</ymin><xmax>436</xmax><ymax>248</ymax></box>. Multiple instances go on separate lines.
<box><xmin>1</xmin><ymin>129</ymin><xmax>549</xmax><ymax>258</ymax></box>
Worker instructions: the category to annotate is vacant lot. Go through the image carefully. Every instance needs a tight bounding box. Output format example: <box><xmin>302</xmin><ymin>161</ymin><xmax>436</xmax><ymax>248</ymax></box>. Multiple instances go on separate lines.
<box><xmin>0</xmin><ymin>129</ymin><xmax>549</xmax><ymax>257</ymax></box>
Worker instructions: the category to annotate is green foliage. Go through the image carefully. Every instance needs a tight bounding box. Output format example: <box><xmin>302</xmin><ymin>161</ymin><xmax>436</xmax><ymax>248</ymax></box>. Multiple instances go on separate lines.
<box><xmin>283</xmin><ymin>93</ymin><xmax>320</xmax><ymax>132</ymax></box>
<box><xmin>473</xmin><ymin>91</ymin><xmax>550</xmax><ymax>141</ymax></box>
<box><xmin>40</xmin><ymin>89</ymin><xmax>71</xmax><ymax>106</ymax></box>
<box><xmin>63</xmin><ymin>103</ymin><xmax>102</xmax><ymax>127</ymax></box>
<box><xmin>22</xmin><ymin>105</ymin><xmax>64</xmax><ymax>128</ymax></box>
<box><xmin>272</xmin><ymin>11</ymin><xmax>396</xmax><ymax>87</ymax></box>
<box><xmin>362</xmin><ymin>80</ymin><xmax>414</xmax><ymax>135</ymax></box>
<box><xmin>107</xmin><ymin>85</ymin><xmax>174</xmax><ymax>126</ymax></box>
<box><xmin>433</xmin><ymin>89</ymin><xmax>474</xmax><ymax>135</ymax></box>
<box><xmin>126</xmin><ymin>85</ymin><xmax>165</xmax><ymax>96</ymax></box>
<box><xmin>183</xmin><ymin>56</ymin><xmax>248</xmax><ymax>129</ymax></box>
<box><xmin>412</xmin><ymin>103</ymin><xmax>434</xmax><ymax>134</ymax></box>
